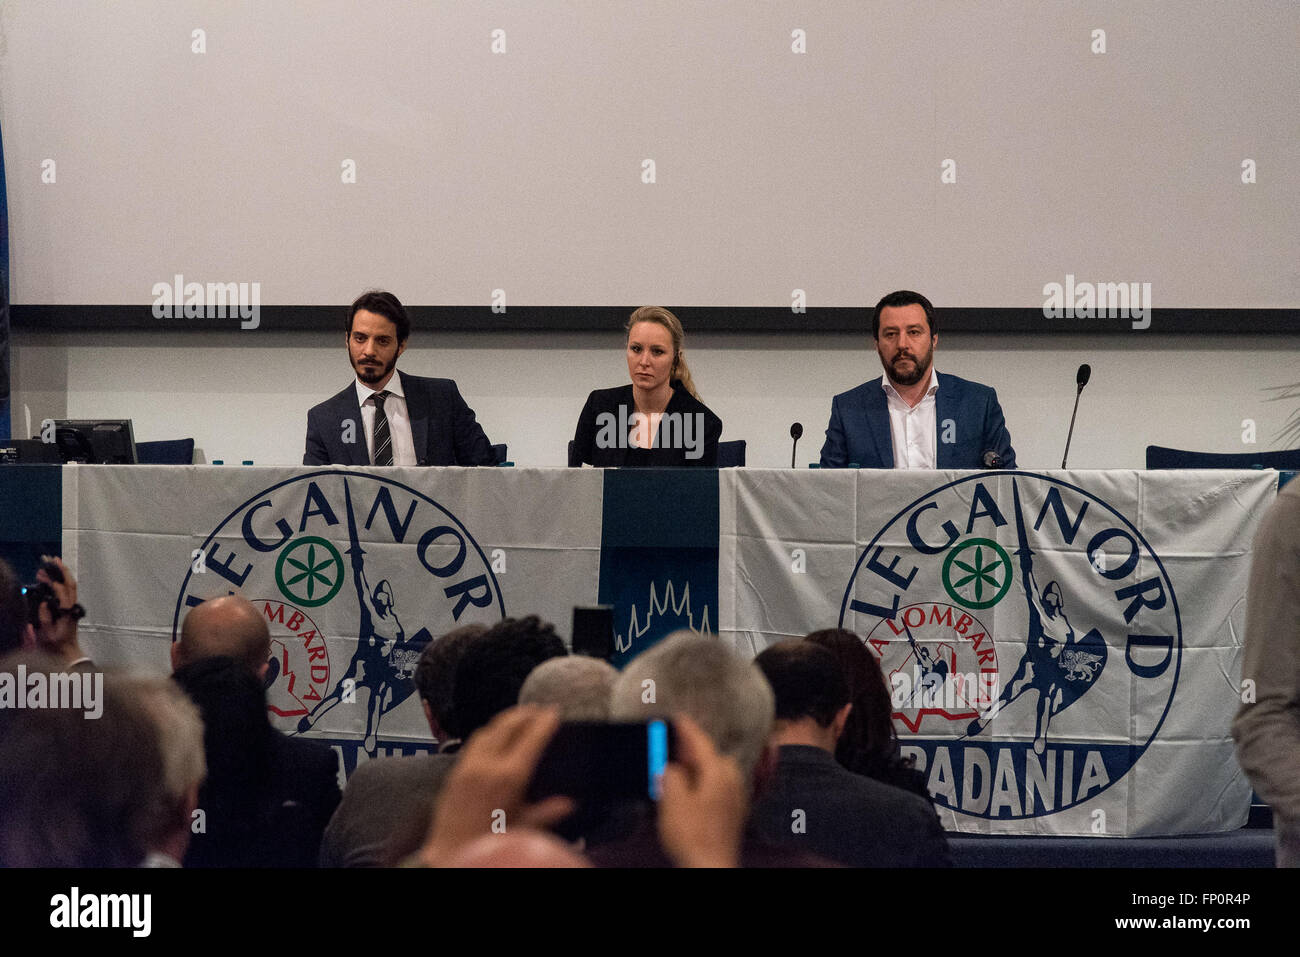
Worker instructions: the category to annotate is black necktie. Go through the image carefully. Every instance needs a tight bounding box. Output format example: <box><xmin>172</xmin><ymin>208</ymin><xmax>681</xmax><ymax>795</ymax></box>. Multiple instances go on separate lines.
<box><xmin>372</xmin><ymin>391</ymin><xmax>393</xmax><ymax>466</ymax></box>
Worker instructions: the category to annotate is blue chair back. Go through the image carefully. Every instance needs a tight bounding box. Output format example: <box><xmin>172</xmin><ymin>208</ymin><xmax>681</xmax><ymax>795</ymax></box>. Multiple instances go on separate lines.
<box><xmin>1145</xmin><ymin>445</ymin><xmax>1300</xmax><ymax>470</ymax></box>
<box><xmin>136</xmin><ymin>438</ymin><xmax>195</xmax><ymax>465</ymax></box>
<box><xmin>717</xmin><ymin>440</ymin><xmax>746</xmax><ymax>468</ymax></box>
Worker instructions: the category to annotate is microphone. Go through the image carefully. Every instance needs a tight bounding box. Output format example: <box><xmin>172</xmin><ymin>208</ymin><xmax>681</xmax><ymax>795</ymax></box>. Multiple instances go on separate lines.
<box><xmin>1061</xmin><ymin>363</ymin><xmax>1091</xmax><ymax>469</ymax></box>
<box><xmin>789</xmin><ymin>422</ymin><xmax>803</xmax><ymax>469</ymax></box>
<box><xmin>982</xmin><ymin>450</ymin><xmax>1003</xmax><ymax>469</ymax></box>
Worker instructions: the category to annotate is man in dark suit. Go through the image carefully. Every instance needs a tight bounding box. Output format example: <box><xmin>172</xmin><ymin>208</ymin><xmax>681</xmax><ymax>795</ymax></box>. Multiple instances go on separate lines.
<box><xmin>820</xmin><ymin>290</ymin><xmax>1016</xmax><ymax>469</ymax></box>
<box><xmin>173</xmin><ymin>595</ymin><xmax>341</xmax><ymax>867</ymax></box>
<box><xmin>303</xmin><ymin>290</ymin><xmax>496</xmax><ymax>467</ymax></box>
<box><xmin>750</xmin><ymin>639</ymin><xmax>950</xmax><ymax>867</ymax></box>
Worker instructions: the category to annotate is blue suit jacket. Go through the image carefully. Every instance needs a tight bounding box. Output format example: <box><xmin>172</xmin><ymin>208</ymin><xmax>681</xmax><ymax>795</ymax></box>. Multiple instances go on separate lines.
<box><xmin>819</xmin><ymin>373</ymin><xmax>1016</xmax><ymax>469</ymax></box>
<box><xmin>303</xmin><ymin>370</ymin><xmax>495</xmax><ymax>467</ymax></box>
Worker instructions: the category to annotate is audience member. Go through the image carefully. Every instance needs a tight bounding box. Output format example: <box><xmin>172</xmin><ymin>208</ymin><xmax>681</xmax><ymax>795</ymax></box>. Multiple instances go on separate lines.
<box><xmin>173</xmin><ymin>591</ymin><xmax>341</xmax><ymax>867</ymax></box>
<box><xmin>415</xmin><ymin>705</ymin><xmax>747</xmax><ymax>868</ymax></box>
<box><xmin>174</xmin><ymin>656</ymin><xmax>341</xmax><ymax>867</ymax></box>
<box><xmin>173</xmin><ymin>593</ymin><xmax>272</xmax><ymax>677</ymax></box>
<box><xmin>750</xmin><ymin>639</ymin><xmax>949</xmax><ymax>867</ymax></box>
<box><xmin>591</xmin><ymin>630</ymin><xmax>829</xmax><ymax>866</ymax></box>
<box><xmin>1233</xmin><ymin>478</ymin><xmax>1300</xmax><ymax>866</ymax></box>
<box><xmin>0</xmin><ymin>558</ymin><xmax>32</xmax><ymax>656</ymax></box>
<box><xmin>320</xmin><ymin>623</ymin><xmax>487</xmax><ymax>867</ymax></box>
<box><xmin>120</xmin><ymin>674</ymin><xmax>207</xmax><ymax>867</ymax></box>
<box><xmin>806</xmin><ymin>627</ymin><xmax>931</xmax><ymax>799</ymax></box>
<box><xmin>452</xmin><ymin>615</ymin><xmax>568</xmax><ymax>738</ymax></box>
<box><xmin>518</xmin><ymin>654</ymin><xmax>618</xmax><ymax>720</ymax></box>
<box><xmin>413</xmin><ymin>622</ymin><xmax>488</xmax><ymax>752</ymax></box>
<box><xmin>0</xmin><ymin>651</ymin><xmax>164</xmax><ymax>866</ymax></box>
<box><xmin>0</xmin><ymin>557</ymin><xmax>92</xmax><ymax>669</ymax></box>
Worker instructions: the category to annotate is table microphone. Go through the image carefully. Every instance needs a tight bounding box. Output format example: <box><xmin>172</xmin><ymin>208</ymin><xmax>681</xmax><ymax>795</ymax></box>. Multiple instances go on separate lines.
<box><xmin>790</xmin><ymin>422</ymin><xmax>803</xmax><ymax>469</ymax></box>
<box><xmin>1061</xmin><ymin>363</ymin><xmax>1091</xmax><ymax>469</ymax></box>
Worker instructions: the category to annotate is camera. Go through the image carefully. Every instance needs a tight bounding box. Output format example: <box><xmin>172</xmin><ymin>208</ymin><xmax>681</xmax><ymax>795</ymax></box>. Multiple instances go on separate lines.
<box><xmin>22</xmin><ymin>581</ymin><xmax>58</xmax><ymax>625</ymax></box>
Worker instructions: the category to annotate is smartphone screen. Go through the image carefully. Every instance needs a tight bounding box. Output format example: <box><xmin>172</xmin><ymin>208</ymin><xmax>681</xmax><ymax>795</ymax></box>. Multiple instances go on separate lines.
<box><xmin>647</xmin><ymin>719</ymin><xmax>670</xmax><ymax>800</ymax></box>
<box><xmin>528</xmin><ymin>720</ymin><xmax>675</xmax><ymax>808</ymax></box>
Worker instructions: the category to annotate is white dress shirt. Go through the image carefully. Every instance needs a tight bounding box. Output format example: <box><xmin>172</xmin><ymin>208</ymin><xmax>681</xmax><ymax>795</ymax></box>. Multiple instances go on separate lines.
<box><xmin>883</xmin><ymin>369</ymin><xmax>940</xmax><ymax>469</ymax></box>
<box><xmin>354</xmin><ymin>376</ymin><xmax>417</xmax><ymax>466</ymax></box>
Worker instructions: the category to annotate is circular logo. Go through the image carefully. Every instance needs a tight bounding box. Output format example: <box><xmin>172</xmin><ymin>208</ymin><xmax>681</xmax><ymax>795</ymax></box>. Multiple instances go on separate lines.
<box><xmin>276</xmin><ymin>536</ymin><xmax>345</xmax><ymax>607</ymax></box>
<box><xmin>172</xmin><ymin>470</ymin><xmax>505</xmax><ymax>752</ymax></box>
<box><xmin>841</xmin><ymin>472</ymin><xmax>1181</xmax><ymax>820</ymax></box>
<box><xmin>941</xmin><ymin>537</ymin><xmax>1012</xmax><ymax>609</ymax></box>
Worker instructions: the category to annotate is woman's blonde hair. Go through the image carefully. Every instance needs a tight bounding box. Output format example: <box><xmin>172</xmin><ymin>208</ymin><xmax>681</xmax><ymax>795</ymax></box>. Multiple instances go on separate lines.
<box><xmin>625</xmin><ymin>306</ymin><xmax>700</xmax><ymax>400</ymax></box>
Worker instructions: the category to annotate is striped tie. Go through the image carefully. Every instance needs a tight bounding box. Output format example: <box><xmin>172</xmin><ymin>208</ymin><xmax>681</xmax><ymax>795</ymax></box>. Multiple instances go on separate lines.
<box><xmin>372</xmin><ymin>391</ymin><xmax>393</xmax><ymax>466</ymax></box>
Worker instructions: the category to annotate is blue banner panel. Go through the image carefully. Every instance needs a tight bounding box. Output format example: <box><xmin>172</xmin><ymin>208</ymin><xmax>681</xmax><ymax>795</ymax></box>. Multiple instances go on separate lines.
<box><xmin>0</xmin><ymin>465</ymin><xmax>62</xmax><ymax>581</ymax></box>
<box><xmin>598</xmin><ymin>468</ymin><xmax>719</xmax><ymax>666</ymax></box>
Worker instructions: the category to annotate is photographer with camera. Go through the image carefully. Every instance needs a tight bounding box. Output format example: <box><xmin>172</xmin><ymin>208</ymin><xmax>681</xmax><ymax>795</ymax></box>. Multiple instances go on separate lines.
<box><xmin>0</xmin><ymin>556</ymin><xmax>90</xmax><ymax>669</ymax></box>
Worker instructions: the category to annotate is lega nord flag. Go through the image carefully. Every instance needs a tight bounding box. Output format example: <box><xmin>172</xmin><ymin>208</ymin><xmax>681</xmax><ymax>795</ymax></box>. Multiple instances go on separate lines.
<box><xmin>720</xmin><ymin>468</ymin><xmax>1278</xmax><ymax>836</ymax></box>
<box><xmin>63</xmin><ymin>466</ymin><xmax>605</xmax><ymax>775</ymax></box>
<box><xmin>57</xmin><ymin>463</ymin><xmax>1274</xmax><ymax>835</ymax></box>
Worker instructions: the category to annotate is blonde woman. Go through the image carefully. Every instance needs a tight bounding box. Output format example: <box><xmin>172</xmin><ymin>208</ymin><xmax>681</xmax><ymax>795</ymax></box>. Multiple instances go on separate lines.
<box><xmin>570</xmin><ymin>306</ymin><xmax>722</xmax><ymax>467</ymax></box>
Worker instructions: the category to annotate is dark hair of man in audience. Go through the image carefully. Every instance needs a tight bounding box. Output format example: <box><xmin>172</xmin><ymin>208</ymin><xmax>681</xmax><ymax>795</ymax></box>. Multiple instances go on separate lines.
<box><xmin>451</xmin><ymin>615</ymin><xmax>568</xmax><ymax>739</ymax></box>
<box><xmin>0</xmin><ymin>559</ymin><xmax>30</xmax><ymax>655</ymax></box>
<box><xmin>804</xmin><ymin>628</ymin><xmax>930</xmax><ymax>800</ymax></box>
<box><xmin>753</xmin><ymin>639</ymin><xmax>850</xmax><ymax>725</ymax></box>
<box><xmin>0</xmin><ymin>651</ymin><xmax>166</xmax><ymax>866</ymax></box>
<box><xmin>412</xmin><ymin>622</ymin><xmax>488</xmax><ymax>743</ymax></box>
<box><xmin>172</xmin><ymin>655</ymin><xmax>278</xmax><ymax>867</ymax></box>
<box><xmin>348</xmin><ymin>289</ymin><xmax>411</xmax><ymax>343</ymax></box>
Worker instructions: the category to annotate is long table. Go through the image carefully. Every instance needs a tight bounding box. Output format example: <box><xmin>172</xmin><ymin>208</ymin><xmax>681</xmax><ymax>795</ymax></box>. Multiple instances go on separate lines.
<box><xmin>3</xmin><ymin>464</ymin><xmax>1280</xmax><ymax>837</ymax></box>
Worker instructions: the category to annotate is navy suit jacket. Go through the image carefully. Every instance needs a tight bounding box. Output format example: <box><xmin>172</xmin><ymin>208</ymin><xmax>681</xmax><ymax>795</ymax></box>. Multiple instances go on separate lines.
<box><xmin>819</xmin><ymin>372</ymin><xmax>1016</xmax><ymax>469</ymax></box>
<box><xmin>303</xmin><ymin>370</ymin><xmax>495</xmax><ymax>467</ymax></box>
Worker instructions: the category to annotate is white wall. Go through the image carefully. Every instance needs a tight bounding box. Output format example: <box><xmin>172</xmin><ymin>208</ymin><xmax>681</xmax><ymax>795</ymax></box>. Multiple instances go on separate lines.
<box><xmin>11</xmin><ymin>329</ymin><xmax>1299</xmax><ymax>470</ymax></box>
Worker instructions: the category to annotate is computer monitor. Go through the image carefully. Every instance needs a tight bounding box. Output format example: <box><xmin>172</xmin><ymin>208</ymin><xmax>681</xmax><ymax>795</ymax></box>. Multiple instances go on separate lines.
<box><xmin>48</xmin><ymin>420</ymin><xmax>138</xmax><ymax>464</ymax></box>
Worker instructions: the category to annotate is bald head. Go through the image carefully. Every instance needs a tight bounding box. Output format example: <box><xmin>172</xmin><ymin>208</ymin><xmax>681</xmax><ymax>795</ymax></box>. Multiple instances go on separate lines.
<box><xmin>174</xmin><ymin>595</ymin><xmax>271</xmax><ymax>677</ymax></box>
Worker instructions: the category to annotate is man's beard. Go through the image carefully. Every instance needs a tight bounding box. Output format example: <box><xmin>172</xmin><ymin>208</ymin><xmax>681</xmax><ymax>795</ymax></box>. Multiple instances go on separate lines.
<box><xmin>352</xmin><ymin>354</ymin><xmax>396</xmax><ymax>385</ymax></box>
<box><xmin>886</xmin><ymin>347</ymin><xmax>933</xmax><ymax>387</ymax></box>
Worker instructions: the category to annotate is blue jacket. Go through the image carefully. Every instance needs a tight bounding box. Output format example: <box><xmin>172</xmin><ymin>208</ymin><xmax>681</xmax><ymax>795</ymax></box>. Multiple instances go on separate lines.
<box><xmin>819</xmin><ymin>373</ymin><xmax>1016</xmax><ymax>469</ymax></box>
<box><xmin>303</xmin><ymin>370</ymin><xmax>495</xmax><ymax>467</ymax></box>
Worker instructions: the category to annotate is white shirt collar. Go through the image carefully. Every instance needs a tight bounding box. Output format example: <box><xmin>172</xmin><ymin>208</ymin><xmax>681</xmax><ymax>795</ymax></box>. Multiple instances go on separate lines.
<box><xmin>354</xmin><ymin>371</ymin><xmax>405</xmax><ymax>405</ymax></box>
<box><xmin>882</xmin><ymin>367</ymin><xmax>940</xmax><ymax>403</ymax></box>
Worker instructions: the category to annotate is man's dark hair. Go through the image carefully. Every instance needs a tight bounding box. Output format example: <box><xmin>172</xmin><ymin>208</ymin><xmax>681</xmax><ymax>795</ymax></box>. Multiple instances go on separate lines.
<box><xmin>348</xmin><ymin>290</ymin><xmax>411</xmax><ymax>343</ymax></box>
<box><xmin>754</xmin><ymin>639</ymin><xmax>850</xmax><ymax>727</ymax></box>
<box><xmin>412</xmin><ymin>623</ymin><xmax>488</xmax><ymax>735</ymax></box>
<box><xmin>0</xmin><ymin>559</ymin><xmax>29</xmax><ymax>655</ymax></box>
<box><xmin>450</xmin><ymin>616</ymin><xmax>567</xmax><ymax>739</ymax></box>
<box><xmin>871</xmin><ymin>290</ymin><xmax>936</xmax><ymax>340</ymax></box>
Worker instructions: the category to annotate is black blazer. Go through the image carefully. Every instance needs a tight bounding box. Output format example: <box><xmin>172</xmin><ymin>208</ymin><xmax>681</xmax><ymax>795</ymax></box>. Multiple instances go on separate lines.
<box><xmin>571</xmin><ymin>381</ymin><xmax>723</xmax><ymax>467</ymax></box>
<box><xmin>750</xmin><ymin>745</ymin><xmax>951</xmax><ymax>868</ymax></box>
<box><xmin>175</xmin><ymin>657</ymin><xmax>342</xmax><ymax>868</ymax></box>
<box><xmin>303</xmin><ymin>370</ymin><xmax>495</xmax><ymax>467</ymax></box>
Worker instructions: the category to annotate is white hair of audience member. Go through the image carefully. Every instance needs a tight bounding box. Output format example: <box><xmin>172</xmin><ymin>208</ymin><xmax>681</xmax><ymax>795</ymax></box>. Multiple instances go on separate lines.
<box><xmin>608</xmin><ymin>630</ymin><xmax>775</xmax><ymax>780</ymax></box>
<box><xmin>119</xmin><ymin>675</ymin><xmax>207</xmax><ymax>803</ymax></box>
<box><xmin>518</xmin><ymin>655</ymin><xmax>619</xmax><ymax>721</ymax></box>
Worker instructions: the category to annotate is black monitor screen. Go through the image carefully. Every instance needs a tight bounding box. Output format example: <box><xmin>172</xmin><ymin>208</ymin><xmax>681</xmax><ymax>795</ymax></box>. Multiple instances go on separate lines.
<box><xmin>49</xmin><ymin>420</ymin><xmax>138</xmax><ymax>465</ymax></box>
